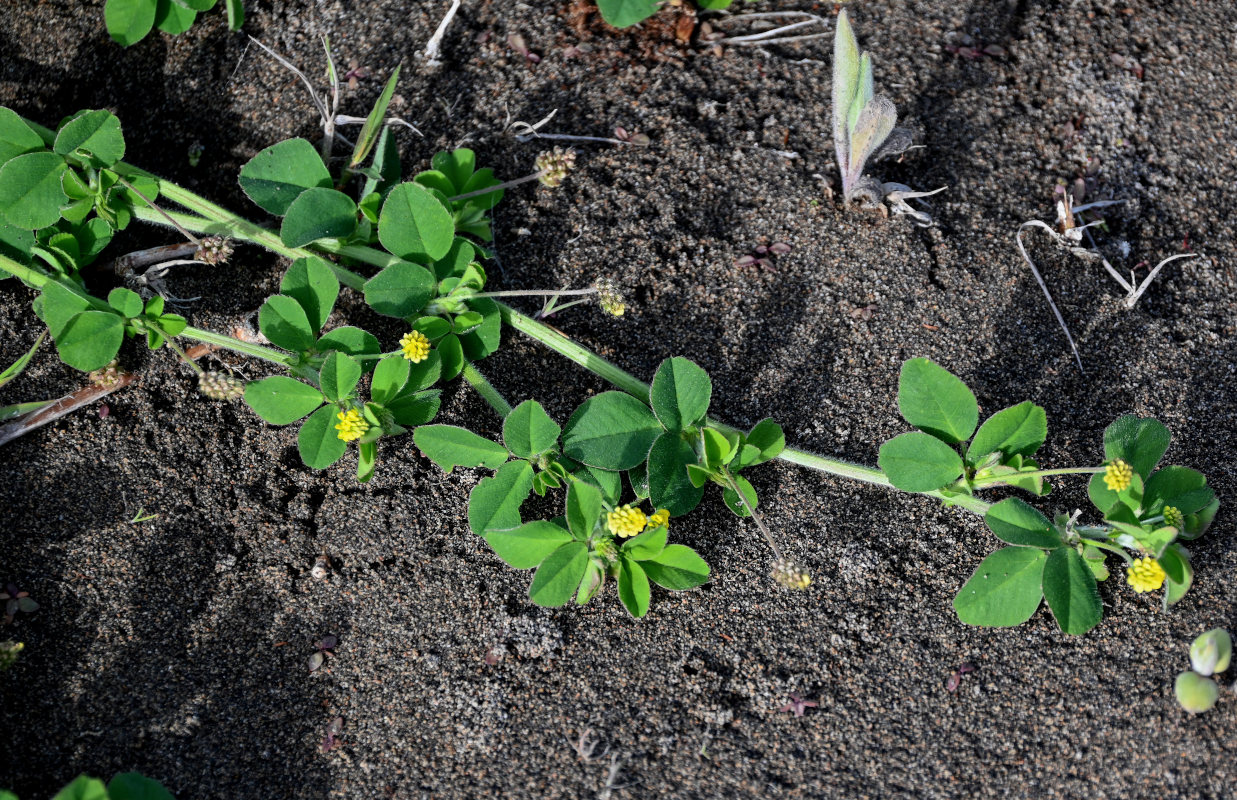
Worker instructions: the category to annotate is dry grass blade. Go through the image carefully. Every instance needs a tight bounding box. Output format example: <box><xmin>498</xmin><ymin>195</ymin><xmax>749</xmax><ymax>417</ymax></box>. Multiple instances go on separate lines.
<box><xmin>1016</xmin><ymin>221</ymin><xmax>1085</xmax><ymax>374</ymax></box>
<box><xmin>0</xmin><ymin>372</ymin><xmax>137</xmax><ymax>448</ymax></box>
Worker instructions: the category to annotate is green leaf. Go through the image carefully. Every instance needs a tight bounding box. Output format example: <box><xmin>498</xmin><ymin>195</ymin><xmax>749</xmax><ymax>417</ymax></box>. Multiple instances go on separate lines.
<box><xmin>953</xmin><ymin>547</ymin><xmax>1047</xmax><ymax>628</ymax></box>
<box><xmin>0</xmin><ymin>107</ymin><xmax>47</xmax><ymax>165</ymax></box>
<box><xmin>279</xmin><ymin>187</ymin><xmax>357</xmax><ymax>247</ymax></box>
<box><xmin>966</xmin><ymin>401</ymin><xmax>1047</xmax><ymax>468</ymax></box>
<box><xmin>572</xmin><ymin>463</ymin><xmax>623</xmax><ymax>505</ymax></box>
<box><xmin>51</xmin><ymin>775</ymin><xmax>109</xmax><ymax>800</ymax></box>
<box><xmin>36</xmin><ymin>280</ymin><xmax>90</xmax><ymax>337</ymax></box>
<box><xmin>280</xmin><ymin>256</ymin><xmax>339</xmax><ymax>334</ymax></box>
<box><xmin>566</xmin><ymin>479</ymin><xmax>603</xmax><ymax>540</ymax></box>
<box><xmin>984</xmin><ymin>498</ymin><xmax>1062</xmax><ymax>548</ymax></box>
<box><xmin>430</xmin><ymin>149</ymin><xmax>475</xmax><ymax>193</ymax></box>
<box><xmin>877</xmin><ymin>431</ymin><xmax>965</xmax><ymax>492</ymax></box>
<box><xmin>597</xmin><ymin>0</ymin><xmax>660</xmax><ymax>27</ymax></box>
<box><xmin>108</xmin><ymin>772</ymin><xmax>175</xmax><ymax>800</ymax></box>
<box><xmin>734</xmin><ymin>418</ymin><xmax>785</xmax><ymax>470</ymax></box>
<box><xmin>530</xmin><ymin>542</ymin><xmax>590</xmax><ymax>607</ymax></box>
<box><xmin>503</xmin><ymin>399</ymin><xmax>561</xmax><ymax>460</ymax></box>
<box><xmin>363</xmin><ymin>261</ymin><xmax>436</xmax><ymax>319</ymax></box>
<box><xmin>258</xmin><ymin>294</ymin><xmax>316</xmax><ymax>353</ymax></box>
<box><xmin>832</xmin><ymin>8</ymin><xmax>860</xmax><ymax>164</ymax></box>
<box><xmin>104</xmin><ymin>0</ymin><xmax>157</xmax><ymax>45</ymax></box>
<box><xmin>484</xmin><ymin>521</ymin><xmax>574</xmax><ymax>569</ymax></box>
<box><xmin>378</xmin><ymin>182</ymin><xmax>455</xmax><ymax>262</ymax></box>
<box><xmin>57</xmin><ymin>310</ymin><xmax>124</xmax><ymax>371</ymax></box>
<box><xmin>617</xmin><ymin>555</ymin><xmax>651</xmax><ymax>617</ymax></box>
<box><xmin>225</xmin><ymin>0</ymin><xmax>243</xmax><ymax>28</ymax></box>
<box><xmin>1042</xmin><ymin>548</ymin><xmax>1103</xmax><ymax>635</ymax></box>
<box><xmin>357</xmin><ymin>440</ymin><xmax>377</xmax><ymax>483</ymax></box>
<box><xmin>0</xmin><ymin>152</ymin><xmax>68</xmax><ymax>230</ymax></box>
<box><xmin>154</xmin><ymin>0</ymin><xmax>198</xmax><ymax>34</ymax></box>
<box><xmin>0</xmin><ymin>222</ymin><xmax>35</xmax><ymax>263</ymax></box>
<box><xmin>468</xmin><ymin>460</ymin><xmax>534</xmax><ymax>534</ymax></box>
<box><xmin>562</xmin><ymin>391</ymin><xmax>663</xmax><ymax>471</ymax></box>
<box><xmin>315</xmin><ymin>326</ymin><xmax>380</xmax><ymax>361</ymax></box>
<box><xmin>686</xmin><ymin>463</ymin><xmax>712</xmax><ymax>489</ymax></box>
<box><xmin>243</xmin><ymin>376</ymin><xmax>324</xmax><ymax>424</ymax></box>
<box><xmin>238</xmin><ymin>138</ymin><xmax>332</xmax><ymax>216</ymax></box>
<box><xmin>298</xmin><ymin>404</ymin><xmax>348</xmax><ymax>469</ymax></box>
<box><xmin>437</xmin><ymin>334</ymin><xmax>464</xmax><ymax>380</ymax></box>
<box><xmin>371</xmin><ymin>355</ymin><xmax>410</xmax><ymax>405</ymax></box>
<box><xmin>1163</xmin><ymin>545</ymin><xmax>1193</xmax><ymax>606</ymax></box>
<box><xmin>621</xmin><ymin>525</ymin><xmax>667</xmax><ymax>560</ymax></box>
<box><xmin>1102</xmin><ymin>414</ymin><xmax>1170</xmax><ymax>480</ymax></box>
<box><xmin>414</xmin><ymin>425</ymin><xmax>509</xmax><ymax>472</ymax></box>
<box><xmin>319</xmin><ymin>351</ymin><xmax>361</xmax><ymax>403</ymax></box>
<box><xmin>642</xmin><ymin>544</ymin><xmax>710</xmax><ymax>590</ymax></box>
<box><xmin>576</xmin><ymin>559</ymin><xmax>605</xmax><ymax>605</ymax></box>
<box><xmin>459</xmin><ymin>298</ymin><xmax>502</xmax><ymax>361</ymax></box>
<box><xmin>649</xmin><ymin>356</ymin><xmax>712</xmax><ymax>432</ymax></box>
<box><xmin>1143</xmin><ymin>466</ymin><xmax>1215</xmax><ymax>516</ymax></box>
<box><xmin>897</xmin><ymin>358</ymin><xmax>978</xmax><ymax>443</ymax></box>
<box><xmin>701</xmin><ymin>427</ymin><xmax>737</xmax><ymax>470</ymax></box>
<box><xmin>647</xmin><ymin>432</ymin><xmax>705</xmax><ymax>517</ymax></box>
<box><xmin>721</xmin><ymin>473</ymin><xmax>758</xmax><ymax>516</ymax></box>
<box><xmin>107</xmin><ymin>287</ymin><xmax>143</xmax><ymax>318</ymax></box>
<box><xmin>54</xmin><ymin>109</ymin><xmax>125</xmax><ymax>167</ymax></box>
<box><xmin>350</xmin><ymin>65</ymin><xmax>401</xmax><ymax>168</ymax></box>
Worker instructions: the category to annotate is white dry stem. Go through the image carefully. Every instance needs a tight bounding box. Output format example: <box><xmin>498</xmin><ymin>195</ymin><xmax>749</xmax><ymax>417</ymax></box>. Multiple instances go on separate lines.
<box><xmin>424</xmin><ymin>0</ymin><xmax>462</xmax><ymax>67</ymax></box>
<box><xmin>882</xmin><ymin>183</ymin><xmax>946</xmax><ymax>227</ymax></box>
<box><xmin>1016</xmin><ymin>220</ymin><xmax>1087</xmax><ymax>374</ymax></box>
<box><xmin>708</xmin><ymin>11</ymin><xmax>832</xmax><ymax>47</ymax></box>
<box><xmin>597</xmin><ymin>753</ymin><xmax>628</xmax><ymax>800</ymax></box>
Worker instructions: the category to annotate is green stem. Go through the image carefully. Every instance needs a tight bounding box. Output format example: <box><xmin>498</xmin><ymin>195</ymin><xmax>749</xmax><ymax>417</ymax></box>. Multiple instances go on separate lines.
<box><xmin>180</xmin><ymin>326</ymin><xmax>296</xmax><ymax>367</ymax></box>
<box><xmin>971</xmin><ymin>466</ymin><xmax>1103</xmax><ymax>489</ymax></box>
<box><xmin>496</xmin><ymin>301</ymin><xmax>993</xmax><ymax>516</ymax></box>
<box><xmin>461</xmin><ymin>362</ymin><xmax>513</xmax><ymax>417</ymax></box>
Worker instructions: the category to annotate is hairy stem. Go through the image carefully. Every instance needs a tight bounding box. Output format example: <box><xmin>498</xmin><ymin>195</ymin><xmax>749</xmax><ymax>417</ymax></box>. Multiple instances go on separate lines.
<box><xmin>461</xmin><ymin>362</ymin><xmax>513</xmax><ymax>418</ymax></box>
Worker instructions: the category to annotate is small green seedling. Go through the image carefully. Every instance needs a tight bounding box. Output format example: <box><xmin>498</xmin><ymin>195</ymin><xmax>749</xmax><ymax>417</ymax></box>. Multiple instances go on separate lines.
<box><xmin>3</xmin><ymin>772</ymin><xmax>175</xmax><ymax>800</ymax></box>
<box><xmin>832</xmin><ymin>10</ymin><xmax>913</xmax><ymax>205</ymax></box>
<box><xmin>596</xmin><ymin>0</ymin><xmax>734</xmax><ymax>29</ymax></box>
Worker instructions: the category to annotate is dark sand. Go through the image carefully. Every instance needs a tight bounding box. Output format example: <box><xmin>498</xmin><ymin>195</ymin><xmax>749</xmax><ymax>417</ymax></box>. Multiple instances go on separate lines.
<box><xmin>2</xmin><ymin>1</ymin><xmax>1236</xmax><ymax>797</ymax></box>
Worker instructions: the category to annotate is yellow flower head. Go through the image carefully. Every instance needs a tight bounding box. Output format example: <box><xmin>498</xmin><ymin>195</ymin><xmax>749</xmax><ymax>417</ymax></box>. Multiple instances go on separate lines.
<box><xmin>595</xmin><ymin>279</ymin><xmax>626</xmax><ymax>317</ymax></box>
<box><xmin>647</xmin><ymin>508</ymin><xmax>670</xmax><ymax>529</ymax></box>
<box><xmin>400</xmin><ymin>330</ymin><xmax>431</xmax><ymax>363</ymax></box>
<box><xmin>607</xmin><ymin>504</ymin><xmax>647</xmax><ymax>538</ymax></box>
<box><xmin>1126</xmin><ymin>557</ymin><xmax>1166</xmax><ymax>593</ymax></box>
<box><xmin>1163</xmin><ymin>506</ymin><xmax>1184</xmax><ymax>529</ymax></box>
<box><xmin>772</xmin><ymin>558</ymin><xmax>812</xmax><ymax>590</ymax></box>
<box><xmin>334</xmin><ymin>408</ymin><xmax>370</xmax><ymax>442</ymax></box>
<box><xmin>1104</xmin><ymin>459</ymin><xmax>1134</xmax><ymax>492</ymax></box>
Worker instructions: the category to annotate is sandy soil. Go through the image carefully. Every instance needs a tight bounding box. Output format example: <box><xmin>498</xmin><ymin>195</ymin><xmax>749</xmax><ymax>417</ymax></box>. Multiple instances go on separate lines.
<box><xmin>2</xmin><ymin>0</ymin><xmax>1237</xmax><ymax>797</ymax></box>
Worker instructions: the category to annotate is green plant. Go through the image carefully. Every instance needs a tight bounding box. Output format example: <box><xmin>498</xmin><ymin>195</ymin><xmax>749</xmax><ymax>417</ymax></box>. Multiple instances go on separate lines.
<box><xmin>596</xmin><ymin>0</ymin><xmax>733</xmax><ymax>29</ymax></box>
<box><xmin>1</xmin><ymin>772</ymin><xmax>174</xmax><ymax>800</ymax></box>
<box><xmin>1175</xmin><ymin>628</ymin><xmax>1231</xmax><ymax>713</ymax></box>
<box><xmin>831</xmin><ymin>9</ymin><xmax>912</xmax><ymax>204</ymax></box>
<box><xmin>0</xmin><ymin>105</ymin><xmax>1218</xmax><ymax>628</ymax></box>
<box><xmin>104</xmin><ymin>0</ymin><xmax>243</xmax><ymax>47</ymax></box>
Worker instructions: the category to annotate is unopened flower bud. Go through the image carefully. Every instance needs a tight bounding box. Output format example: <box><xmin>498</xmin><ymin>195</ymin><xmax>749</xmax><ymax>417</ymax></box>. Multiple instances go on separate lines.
<box><xmin>89</xmin><ymin>360</ymin><xmax>122</xmax><ymax>387</ymax></box>
<box><xmin>0</xmin><ymin>640</ymin><xmax>22</xmax><ymax>672</ymax></box>
<box><xmin>1175</xmin><ymin>671</ymin><xmax>1219</xmax><ymax>714</ymax></box>
<box><xmin>1190</xmin><ymin>629</ymin><xmax>1232</xmax><ymax>676</ymax></box>
<box><xmin>595</xmin><ymin>279</ymin><xmax>626</xmax><ymax>317</ymax></box>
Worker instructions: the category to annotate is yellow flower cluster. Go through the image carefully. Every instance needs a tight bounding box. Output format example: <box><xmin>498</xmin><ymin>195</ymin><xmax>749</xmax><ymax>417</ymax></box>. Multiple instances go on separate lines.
<box><xmin>1103</xmin><ymin>459</ymin><xmax>1134</xmax><ymax>492</ymax></box>
<box><xmin>334</xmin><ymin>408</ymin><xmax>370</xmax><ymax>442</ymax></box>
<box><xmin>647</xmin><ymin>508</ymin><xmax>670</xmax><ymax>529</ymax></box>
<box><xmin>1126</xmin><ymin>557</ymin><xmax>1166</xmax><ymax>593</ymax></box>
<box><xmin>606</xmin><ymin>505</ymin><xmax>647</xmax><ymax>538</ymax></box>
<box><xmin>400</xmin><ymin>330</ymin><xmax>431</xmax><ymax>363</ymax></box>
<box><xmin>1163</xmin><ymin>506</ymin><xmax>1184</xmax><ymax>529</ymax></box>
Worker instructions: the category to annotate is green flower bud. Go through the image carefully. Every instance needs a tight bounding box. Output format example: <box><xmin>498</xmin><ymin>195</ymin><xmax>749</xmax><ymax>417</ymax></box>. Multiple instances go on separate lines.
<box><xmin>1175</xmin><ymin>671</ymin><xmax>1219</xmax><ymax>714</ymax></box>
<box><xmin>1190</xmin><ymin>629</ymin><xmax>1232</xmax><ymax>676</ymax></box>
